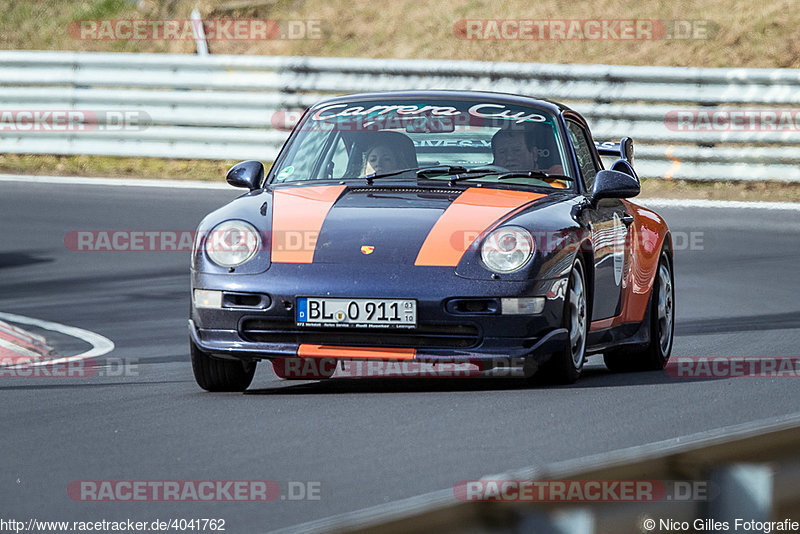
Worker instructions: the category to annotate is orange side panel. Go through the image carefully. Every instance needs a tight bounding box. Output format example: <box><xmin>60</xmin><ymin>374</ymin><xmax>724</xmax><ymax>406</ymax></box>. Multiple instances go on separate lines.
<box><xmin>589</xmin><ymin>317</ymin><xmax>615</xmax><ymax>331</ymax></box>
<box><xmin>590</xmin><ymin>200</ymin><xmax>669</xmax><ymax>331</ymax></box>
<box><xmin>271</xmin><ymin>185</ymin><xmax>346</xmax><ymax>263</ymax></box>
<box><xmin>415</xmin><ymin>188</ymin><xmax>544</xmax><ymax>267</ymax></box>
<box><xmin>297</xmin><ymin>345</ymin><xmax>417</xmax><ymax>360</ymax></box>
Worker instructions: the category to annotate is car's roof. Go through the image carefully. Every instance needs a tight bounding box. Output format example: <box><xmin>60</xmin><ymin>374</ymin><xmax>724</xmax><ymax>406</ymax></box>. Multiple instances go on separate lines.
<box><xmin>309</xmin><ymin>90</ymin><xmax>577</xmax><ymax>116</ymax></box>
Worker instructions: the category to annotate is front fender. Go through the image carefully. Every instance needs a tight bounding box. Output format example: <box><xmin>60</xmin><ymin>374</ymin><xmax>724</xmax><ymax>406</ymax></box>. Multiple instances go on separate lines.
<box><xmin>618</xmin><ymin>199</ymin><xmax>671</xmax><ymax>324</ymax></box>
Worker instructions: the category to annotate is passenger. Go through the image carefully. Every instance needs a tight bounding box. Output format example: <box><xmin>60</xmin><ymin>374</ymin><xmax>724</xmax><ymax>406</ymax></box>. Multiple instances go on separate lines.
<box><xmin>491</xmin><ymin>129</ymin><xmax>565</xmax><ymax>175</ymax></box>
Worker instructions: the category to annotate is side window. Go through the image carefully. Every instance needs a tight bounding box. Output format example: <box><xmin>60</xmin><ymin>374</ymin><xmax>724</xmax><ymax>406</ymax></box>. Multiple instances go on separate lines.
<box><xmin>314</xmin><ymin>134</ymin><xmax>350</xmax><ymax>180</ymax></box>
<box><xmin>328</xmin><ymin>137</ymin><xmax>349</xmax><ymax>179</ymax></box>
<box><xmin>566</xmin><ymin>121</ymin><xmax>599</xmax><ymax>191</ymax></box>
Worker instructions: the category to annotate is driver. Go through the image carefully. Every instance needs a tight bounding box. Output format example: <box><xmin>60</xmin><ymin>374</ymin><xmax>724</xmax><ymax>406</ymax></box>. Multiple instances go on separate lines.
<box><xmin>358</xmin><ymin>131</ymin><xmax>419</xmax><ymax>177</ymax></box>
<box><xmin>491</xmin><ymin>129</ymin><xmax>564</xmax><ymax>175</ymax></box>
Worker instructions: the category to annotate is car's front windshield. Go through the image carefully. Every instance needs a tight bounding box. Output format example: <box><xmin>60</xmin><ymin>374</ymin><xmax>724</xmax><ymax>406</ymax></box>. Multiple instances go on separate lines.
<box><xmin>268</xmin><ymin>98</ymin><xmax>573</xmax><ymax>189</ymax></box>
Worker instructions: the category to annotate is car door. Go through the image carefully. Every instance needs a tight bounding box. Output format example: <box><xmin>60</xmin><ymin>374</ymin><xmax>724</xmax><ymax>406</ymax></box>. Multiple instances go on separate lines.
<box><xmin>565</xmin><ymin>119</ymin><xmax>632</xmax><ymax>321</ymax></box>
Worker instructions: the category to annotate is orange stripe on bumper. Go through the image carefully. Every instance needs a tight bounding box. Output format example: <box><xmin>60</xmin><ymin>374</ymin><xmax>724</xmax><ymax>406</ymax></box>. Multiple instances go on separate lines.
<box><xmin>297</xmin><ymin>345</ymin><xmax>416</xmax><ymax>360</ymax></box>
<box><xmin>415</xmin><ymin>188</ymin><xmax>544</xmax><ymax>266</ymax></box>
<box><xmin>271</xmin><ymin>185</ymin><xmax>346</xmax><ymax>263</ymax></box>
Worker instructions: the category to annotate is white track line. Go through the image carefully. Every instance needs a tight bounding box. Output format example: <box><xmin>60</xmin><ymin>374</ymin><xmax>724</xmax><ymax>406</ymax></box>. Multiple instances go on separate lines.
<box><xmin>0</xmin><ymin>173</ymin><xmax>228</xmax><ymax>190</ymax></box>
<box><xmin>639</xmin><ymin>197</ymin><xmax>800</xmax><ymax>211</ymax></box>
<box><xmin>0</xmin><ymin>312</ymin><xmax>115</xmax><ymax>367</ymax></box>
<box><xmin>489</xmin><ymin>411</ymin><xmax>800</xmax><ymax>481</ymax></box>
<box><xmin>1</xmin><ymin>174</ymin><xmax>800</xmax><ymax>210</ymax></box>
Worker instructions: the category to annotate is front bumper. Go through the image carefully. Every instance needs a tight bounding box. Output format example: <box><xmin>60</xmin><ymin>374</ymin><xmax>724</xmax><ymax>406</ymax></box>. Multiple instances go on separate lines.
<box><xmin>189</xmin><ymin>319</ymin><xmax>568</xmax><ymax>365</ymax></box>
<box><xmin>189</xmin><ymin>263</ymin><xmax>569</xmax><ymax>365</ymax></box>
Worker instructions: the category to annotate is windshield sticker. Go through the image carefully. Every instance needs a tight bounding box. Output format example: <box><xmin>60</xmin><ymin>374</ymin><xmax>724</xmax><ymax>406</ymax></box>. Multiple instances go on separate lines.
<box><xmin>276</xmin><ymin>166</ymin><xmax>295</xmax><ymax>180</ymax></box>
<box><xmin>412</xmin><ymin>140</ymin><xmax>552</xmax><ymax>155</ymax></box>
<box><xmin>467</xmin><ymin>104</ymin><xmax>546</xmax><ymax>124</ymax></box>
<box><xmin>414</xmin><ymin>139</ymin><xmax>493</xmax><ymax>148</ymax></box>
<box><xmin>310</xmin><ymin>103</ymin><xmax>547</xmax><ymax>124</ymax></box>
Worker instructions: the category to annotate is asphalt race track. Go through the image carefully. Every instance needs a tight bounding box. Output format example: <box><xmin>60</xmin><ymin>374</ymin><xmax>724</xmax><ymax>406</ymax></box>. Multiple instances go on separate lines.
<box><xmin>2</xmin><ymin>179</ymin><xmax>800</xmax><ymax>532</ymax></box>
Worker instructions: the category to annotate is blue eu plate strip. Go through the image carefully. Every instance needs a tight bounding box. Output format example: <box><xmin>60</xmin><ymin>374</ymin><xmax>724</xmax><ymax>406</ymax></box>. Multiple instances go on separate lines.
<box><xmin>296</xmin><ymin>298</ymin><xmax>308</xmax><ymax>322</ymax></box>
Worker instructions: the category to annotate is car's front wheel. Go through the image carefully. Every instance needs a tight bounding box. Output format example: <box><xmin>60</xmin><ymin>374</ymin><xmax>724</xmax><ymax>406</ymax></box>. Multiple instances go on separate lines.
<box><xmin>190</xmin><ymin>340</ymin><xmax>256</xmax><ymax>392</ymax></box>
<box><xmin>535</xmin><ymin>258</ymin><xmax>588</xmax><ymax>384</ymax></box>
<box><xmin>604</xmin><ymin>248</ymin><xmax>674</xmax><ymax>372</ymax></box>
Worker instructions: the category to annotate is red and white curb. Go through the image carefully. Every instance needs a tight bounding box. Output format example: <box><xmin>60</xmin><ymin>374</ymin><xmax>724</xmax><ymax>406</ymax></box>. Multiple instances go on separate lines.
<box><xmin>0</xmin><ymin>319</ymin><xmax>53</xmax><ymax>363</ymax></box>
<box><xmin>0</xmin><ymin>312</ymin><xmax>114</xmax><ymax>368</ymax></box>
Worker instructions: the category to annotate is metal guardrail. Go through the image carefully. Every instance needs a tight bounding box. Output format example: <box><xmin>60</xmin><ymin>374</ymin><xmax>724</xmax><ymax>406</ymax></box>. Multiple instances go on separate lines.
<box><xmin>271</xmin><ymin>414</ymin><xmax>800</xmax><ymax>534</ymax></box>
<box><xmin>1</xmin><ymin>50</ymin><xmax>799</xmax><ymax>180</ymax></box>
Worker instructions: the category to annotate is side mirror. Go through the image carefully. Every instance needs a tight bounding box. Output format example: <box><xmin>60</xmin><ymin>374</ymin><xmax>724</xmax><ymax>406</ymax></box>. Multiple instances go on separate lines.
<box><xmin>226</xmin><ymin>161</ymin><xmax>264</xmax><ymax>190</ymax></box>
<box><xmin>591</xmin><ymin>169</ymin><xmax>640</xmax><ymax>201</ymax></box>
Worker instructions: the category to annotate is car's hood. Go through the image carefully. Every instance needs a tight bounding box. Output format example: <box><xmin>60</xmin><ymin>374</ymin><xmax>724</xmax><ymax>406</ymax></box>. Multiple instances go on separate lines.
<box><xmin>268</xmin><ymin>184</ymin><xmax>550</xmax><ymax>266</ymax></box>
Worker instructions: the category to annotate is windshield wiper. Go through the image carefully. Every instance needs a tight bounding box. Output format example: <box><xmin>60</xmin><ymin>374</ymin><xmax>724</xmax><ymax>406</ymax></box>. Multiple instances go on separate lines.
<box><xmin>416</xmin><ymin>166</ymin><xmax>518</xmax><ymax>185</ymax></box>
<box><xmin>363</xmin><ymin>166</ymin><xmax>424</xmax><ymax>184</ymax></box>
<box><xmin>367</xmin><ymin>165</ymin><xmax>479</xmax><ymax>182</ymax></box>
<box><xmin>343</xmin><ymin>166</ymin><xmax>571</xmax><ymax>187</ymax></box>
<box><xmin>496</xmin><ymin>171</ymin><xmax>572</xmax><ymax>182</ymax></box>
<box><xmin>340</xmin><ymin>165</ymin><xmax>461</xmax><ymax>184</ymax></box>
<box><xmin>446</xmin><ymin>169</ymin><xmax>573</xmax><ymax>185</ymax></box>
<box><xmin>415</xmin><ymin>166</ymin><xmax>468</xmax><ymax>178</ymax></box>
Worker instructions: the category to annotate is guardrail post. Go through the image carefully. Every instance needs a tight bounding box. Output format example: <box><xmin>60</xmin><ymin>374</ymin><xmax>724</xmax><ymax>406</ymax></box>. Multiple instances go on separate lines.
<box><xmin>191</xmin><ymin>9</ymin><xmax>209</xmax><ymax>56</ymax></box>
<box><xmin>518</xmin><ymin>509</ymin><xmax>594</xmax><ymax>534</ymax></box>
<box><xmin>707</xmin><ymin>464</ymin><xmax>772</xmax><ymax>522</ymax></box>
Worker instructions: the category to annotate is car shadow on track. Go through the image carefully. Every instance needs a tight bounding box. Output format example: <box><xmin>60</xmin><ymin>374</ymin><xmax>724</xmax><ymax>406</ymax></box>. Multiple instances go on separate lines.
<box><xmin>0</xmin><ymin>251</ymin><xmax>53</xmax><ymax>270</ymax></box>
<box><xmin>245</xmin><ymin>364</ymin><xmax>717</xmax><ymax>395</ymax></box>
<box><xmin>568</xmin><ymin>365</ymin><xmax>716</xmax><ymax>388</ymax></box>
<box><xmin>0</xmin><ymin>380</ymin><xmax>192</xmax><ymax>392</ymax></box>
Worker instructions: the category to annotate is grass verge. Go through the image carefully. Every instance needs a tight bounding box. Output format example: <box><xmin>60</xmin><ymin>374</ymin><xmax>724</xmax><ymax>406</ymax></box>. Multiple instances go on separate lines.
<box><xmin>0</xmin><ymin>154</ymin><xmax>239</xmax><ymax>181</ymax></box>
<box><xmin>2</xmin><ymin>0</ymin><xmax>800</xmax><ymax>69</ymax></box>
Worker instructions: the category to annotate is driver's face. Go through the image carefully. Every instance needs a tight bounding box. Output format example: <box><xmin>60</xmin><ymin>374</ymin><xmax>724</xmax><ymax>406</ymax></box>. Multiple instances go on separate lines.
<box><xmin>493</xmin><ymin>134</ymin><xmax>534</xmax><ymax>170</ymax></box>
<box><xmin>366</xmin><ymin>145</ymin><xmax>398</xmax><ymax>174</ymax></box>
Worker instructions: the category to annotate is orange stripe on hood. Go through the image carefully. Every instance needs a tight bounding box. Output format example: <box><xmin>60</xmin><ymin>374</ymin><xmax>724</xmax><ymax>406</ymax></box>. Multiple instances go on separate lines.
<box><xmin>271</xmin><ymin>185</ymin><xmax>346</xmax><ymax>263</ymax></box>
<box><xmin>415</xmin><ymin>188</ymin><xmax>544</xmax><ymax>267</ymax></box>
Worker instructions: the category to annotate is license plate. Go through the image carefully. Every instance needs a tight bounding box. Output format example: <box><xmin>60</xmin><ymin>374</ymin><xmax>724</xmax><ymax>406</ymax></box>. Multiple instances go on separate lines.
<box><xmin>296</xmin><ymin>297</ymin><xmax>416</xmax><ymax>328</ymax></box>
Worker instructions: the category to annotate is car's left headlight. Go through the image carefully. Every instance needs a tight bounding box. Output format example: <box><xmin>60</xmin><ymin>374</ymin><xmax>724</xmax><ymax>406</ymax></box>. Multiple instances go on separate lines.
<box><xmin>204</xmin><ymin>220</ymin><xmax>261</xmax><ymax>267</ymax></box>
<box><xmin>480</xmin><ymin>226</ymin><xmax>534</xmax><ymax>273</ymax></box>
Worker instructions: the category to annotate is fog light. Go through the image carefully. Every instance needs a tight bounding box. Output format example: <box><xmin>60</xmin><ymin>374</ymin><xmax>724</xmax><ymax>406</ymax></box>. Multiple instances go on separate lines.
<box><xmin>194</xmin><ymin>289</ymin><xmax>223</xmax><ymax>309</ymax></box>
<box><xmin>501</xmin><ymin>297</ymin><xmax>545</xmax><ymax>315</ymax></box>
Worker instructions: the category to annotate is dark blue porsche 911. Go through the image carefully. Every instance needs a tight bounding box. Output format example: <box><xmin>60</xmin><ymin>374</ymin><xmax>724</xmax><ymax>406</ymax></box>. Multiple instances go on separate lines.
<box><xmin>189</xmin><ymin>91</ymin><xmax>674</xmax><ymax>391</ymax></box>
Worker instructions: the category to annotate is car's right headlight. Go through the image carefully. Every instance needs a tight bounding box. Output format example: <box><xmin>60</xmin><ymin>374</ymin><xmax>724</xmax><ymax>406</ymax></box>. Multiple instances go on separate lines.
<box><xmin>480</xmin><ymin>226</ymin><xmax>534</xmax><ymax>274</ymax></box>
<box><xmin>204</xmin><ymin>220</ymin><xmax>260</xmax><ymax>267</ymax></box>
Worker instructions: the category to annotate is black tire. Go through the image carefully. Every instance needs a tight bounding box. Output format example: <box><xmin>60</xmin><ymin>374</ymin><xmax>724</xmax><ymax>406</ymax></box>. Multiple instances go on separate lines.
<box><xmin>190</xmin><ymin>340</ymin><xmax>256</xmax><ymax>392</ymax></box>
<box><xmin>604</xmin><ymin>248</ymin><xmax>674</xmax><ymax>372</ymax></box>
<box><xmin>535</xmin><ymin>258</ymin><xmax>588</xmax><ymax>385</ymax></box>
